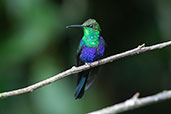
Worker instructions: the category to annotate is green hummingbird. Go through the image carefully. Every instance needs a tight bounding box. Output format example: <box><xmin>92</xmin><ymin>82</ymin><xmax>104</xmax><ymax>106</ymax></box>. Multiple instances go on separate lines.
<box><xmin>66</xmin><ymin>19</ymin><xmax>105</xmax><ymax>99</ymax></box>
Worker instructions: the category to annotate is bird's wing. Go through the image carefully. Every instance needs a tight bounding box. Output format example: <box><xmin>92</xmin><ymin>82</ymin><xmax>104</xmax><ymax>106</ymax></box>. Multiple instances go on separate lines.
<box><xmin>76</xmin><ymin>39</ymin><xmax>85</xmax><ymax>85</ymax></box>
<box><xmin>85</xmin><ymin>67</ymin><xmax>99</xmax><ymax>90</ymax></box>
<box><xmin>76</xmin><ymin>39</ymin><xmax>84</xmax><ymax>66</ymax></box>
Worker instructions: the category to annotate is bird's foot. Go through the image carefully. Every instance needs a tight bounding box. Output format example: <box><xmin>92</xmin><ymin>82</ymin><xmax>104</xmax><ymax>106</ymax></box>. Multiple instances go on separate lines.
<box><xmin>72</xmin><ymin>66</ymin><xmax>77</xmax><ymax>69</ymax></box>
<box><xmin>97</xmin><ymin>60</ymin><xmax>102</xmax><ymax>66</ymax></box>
<box><xmin>85</xmin><ymin>63</ymin><xmax>92</xmax><ymax>67</ymax></box>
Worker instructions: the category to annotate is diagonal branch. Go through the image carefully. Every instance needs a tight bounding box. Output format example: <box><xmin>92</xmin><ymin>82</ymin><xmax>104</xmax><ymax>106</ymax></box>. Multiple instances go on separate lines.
<box><xmin>0</xmin><ymin>41</ymin><xmax>171</xmax><ymax>99</ymax></box>
<box><xmin>88</xmin><ymin>90</ymin><xmax>171</xmax><ymax>114</ymax></box>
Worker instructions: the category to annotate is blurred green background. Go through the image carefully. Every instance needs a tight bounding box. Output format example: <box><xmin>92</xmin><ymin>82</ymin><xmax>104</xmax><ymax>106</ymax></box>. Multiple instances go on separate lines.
<box><xmin>0</xmin><ymin>0</ymin><xmax>171</xmax><ymax>114</ymax></box>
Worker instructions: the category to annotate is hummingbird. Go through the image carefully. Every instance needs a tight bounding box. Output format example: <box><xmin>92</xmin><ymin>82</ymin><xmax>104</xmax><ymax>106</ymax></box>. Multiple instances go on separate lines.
<box><xmin>66</xmin><ymin>19</ymin><xmax>105</xmax><ymax>99</ymax></box>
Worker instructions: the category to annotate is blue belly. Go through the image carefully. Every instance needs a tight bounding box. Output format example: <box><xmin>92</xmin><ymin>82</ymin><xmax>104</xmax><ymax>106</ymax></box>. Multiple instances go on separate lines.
<box><xmin>80</xmin><ymin>36</ymin><xmax>105</xmax><ymax>63</ymax></box>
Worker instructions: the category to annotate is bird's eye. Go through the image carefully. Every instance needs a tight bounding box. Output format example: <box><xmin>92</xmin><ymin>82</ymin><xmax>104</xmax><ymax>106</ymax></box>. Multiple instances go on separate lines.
<box><xmin>89</xmin><ymin>24</ymin><xmax>94</xmax><ymax>28</ymax></box>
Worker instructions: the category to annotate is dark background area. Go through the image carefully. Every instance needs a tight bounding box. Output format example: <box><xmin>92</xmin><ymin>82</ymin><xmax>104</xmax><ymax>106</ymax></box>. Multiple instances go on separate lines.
<box><xmin>0</xmin><ymin>0</ymin><xmax>171</xmax><ymax>114</ymax></box>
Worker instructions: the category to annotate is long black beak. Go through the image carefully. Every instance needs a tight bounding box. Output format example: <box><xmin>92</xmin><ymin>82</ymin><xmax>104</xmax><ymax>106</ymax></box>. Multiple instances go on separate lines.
<box><xmin>66</xmin><ymin>25</ymin><xmax>84</xmax><ymax>28</ymax></box>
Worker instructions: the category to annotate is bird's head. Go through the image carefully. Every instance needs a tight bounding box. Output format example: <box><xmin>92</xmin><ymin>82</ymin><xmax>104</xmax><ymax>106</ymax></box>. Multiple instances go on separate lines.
<box><xmin>82</xmin><ymin>19</ymin><xmax>101</xmax><ymax>32</ymax></box>
<box><xmin>66</xmin><ymin>19</ymin><xmax>101</xmax><ymax>35</ymax></box>
<box><xmin>66</xmin><ymin>19</ymin><xmax>101</xmax><ymax>47</ymax></box>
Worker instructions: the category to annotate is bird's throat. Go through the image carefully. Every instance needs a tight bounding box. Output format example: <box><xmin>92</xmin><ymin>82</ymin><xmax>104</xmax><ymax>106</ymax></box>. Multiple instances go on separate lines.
<box><xmin>83</xmin><ymin>28</ymin><xmax>100</xmax><ymax>47</ymax></box>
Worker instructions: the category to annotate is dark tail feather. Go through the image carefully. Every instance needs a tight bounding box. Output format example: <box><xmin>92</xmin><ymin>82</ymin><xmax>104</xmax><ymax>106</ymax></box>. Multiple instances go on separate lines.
<box><xmin>85</xmin><ymin>67</ymin><xmax>99</xmax><ymax>90</ymax></box>
<box><xmin>74</xmin><ymin>75</ymin><xmax>87</xmax><ymax>99</ymax></box>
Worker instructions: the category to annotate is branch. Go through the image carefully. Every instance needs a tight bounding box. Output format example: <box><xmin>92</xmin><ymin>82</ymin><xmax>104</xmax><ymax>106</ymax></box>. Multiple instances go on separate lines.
<box><xmin>88</xmin><ymin>91</ymin><xmax>171</xmax><ymax>114</ymax></box>
<box><xmin>0</xmin><ymin>41</ymin><xmax>170</xmax><ymax>99</ymax></box>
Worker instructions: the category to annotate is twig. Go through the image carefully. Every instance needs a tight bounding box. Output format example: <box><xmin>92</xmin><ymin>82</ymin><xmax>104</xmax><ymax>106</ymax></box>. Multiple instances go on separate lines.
<box><xmin>0</xmin><ymin>41</ymin><xmax>170</xmax><ymax>99</ymax></box>
<box><xmin>88</xmin><ymin>90</ymin><xmax>171</xmax><ymax>114</ymax></box>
